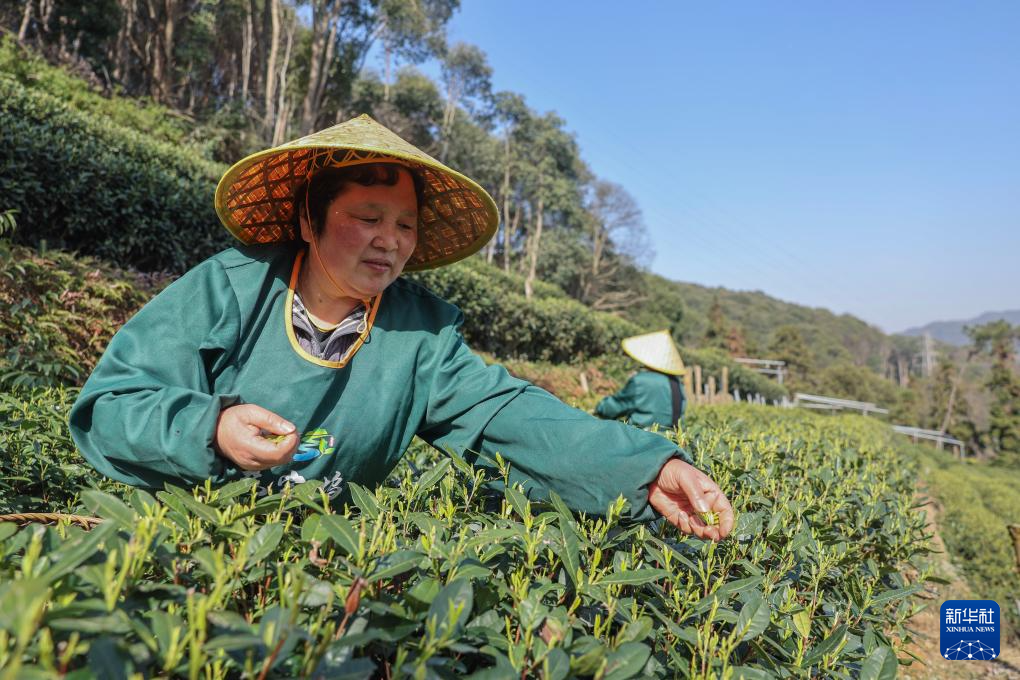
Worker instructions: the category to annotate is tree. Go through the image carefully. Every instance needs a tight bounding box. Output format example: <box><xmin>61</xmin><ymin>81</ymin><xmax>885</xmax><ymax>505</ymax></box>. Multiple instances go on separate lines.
<box><xmin>769</xmin><ymin>325</ymin><xmax>815</xmax><ymax>392</ymax></box>
<box><xmin>577</xmin><ymin>180</ymin><xmax>650</xmax><ymax>312</ymax></box>
<box><xmin>520</xmin><ymin>112</ymin><xmax>585</xmax><ymax>299</ymax></box>
<box><xmin>966</xmin><ymin>321</ymin><xmax>1020</xmax><ymax>464</ymax></box>
<box><xmin>437</xmin><ymin>42</ymin><xmax>491</xmax><ymax>163</ymax></box>
<box><xmin>704</xmin><ymin>297</ymin><xmax>728</xmax><ymax>351</ymax></box>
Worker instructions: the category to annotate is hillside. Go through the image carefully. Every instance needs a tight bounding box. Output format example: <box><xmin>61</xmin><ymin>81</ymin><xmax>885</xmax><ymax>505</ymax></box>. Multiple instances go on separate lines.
<box><xmin>634</xmin><ymin>272</ymin><xmax>904</xmax><ymax>373</ymax></box>
<box><xmin>901</xmin><ymin>309</ymin><xmax>1020</xmax><ymax>346</ymax></box>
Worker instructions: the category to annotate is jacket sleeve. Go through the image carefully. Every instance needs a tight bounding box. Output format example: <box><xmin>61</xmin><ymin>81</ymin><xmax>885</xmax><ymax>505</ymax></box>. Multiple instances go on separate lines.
<box><xmin>594</xmin><ymin>376</ymin><xmax>640</xmax><ymax>420</ymax></box>
<box><xmin>416</xmin><ymin>317</ymin><xmax>692</xmax><ymax>522</ymax></box>
<box><xmin>69</xmin><ymin>259</ymin><xmax>243</xmax><ymax>489</ymax></box>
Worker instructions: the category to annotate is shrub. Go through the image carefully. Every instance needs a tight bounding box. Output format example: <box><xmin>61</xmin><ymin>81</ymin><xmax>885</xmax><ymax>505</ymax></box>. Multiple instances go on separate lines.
<box><xmin>0</xmin><ymin>236</ymin><xmax>170</xmax><ymax>389</ymax></box>
<box><xmin>0</xmin><ymin>75</ymin><xmax>230</xmax><ymax>273</ymax></box>
<box><xmin>914</xmin><ymin>444</ymin><xmax>1020</xmax><ymax>638</ymax></box>
<box><xmin>0</xmin><ymin>402</ymin><xmax>933</xmax><ymax>677</ymax></box>
<box><xmin>410</xmin><ymin>260</ymin><xmax>642</xmax><ymax>362</ymax></box>
<box><xmin>0</xmin><ymin>385</ymin><xmax>123</xmax><ymax>515</ymax></box>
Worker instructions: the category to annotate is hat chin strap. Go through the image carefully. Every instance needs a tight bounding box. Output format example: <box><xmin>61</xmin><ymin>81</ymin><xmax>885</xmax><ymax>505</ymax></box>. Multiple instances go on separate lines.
<box><xmin>303</xmin><ymin>178</ymin><xmax>371</xmax><ymax>308</ymax></box>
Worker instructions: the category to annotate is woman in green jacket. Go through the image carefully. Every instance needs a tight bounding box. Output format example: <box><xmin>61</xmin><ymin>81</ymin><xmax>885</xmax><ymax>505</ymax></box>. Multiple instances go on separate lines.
<box><xmin>69</xmin><ymin>115</ymin><xmax>733</xmax><ymax>541</ymax></box>
<box><xmin>596</xmin><ymin>330</ymin><xmax>688</xmax><ymax>430</ymax></box>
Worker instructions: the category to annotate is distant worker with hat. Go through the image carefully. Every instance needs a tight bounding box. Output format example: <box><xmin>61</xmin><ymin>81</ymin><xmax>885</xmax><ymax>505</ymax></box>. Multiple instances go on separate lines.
<box><xmin>596</xmin><ymin>330</ymin><xmax>688</xmax><ymax>430</ymax></box>
<box><xmin>69</xmin><ymin>116</ymin><xmax>732</xmax><ymax>540</ymax></box>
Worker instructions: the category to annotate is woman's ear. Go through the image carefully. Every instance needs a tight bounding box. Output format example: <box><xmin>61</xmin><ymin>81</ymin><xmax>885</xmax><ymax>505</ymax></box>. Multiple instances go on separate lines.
<box><xmin>298</xmin><ymin>212</ymin><xmax>312</xmax><ymax>244</ymax></box>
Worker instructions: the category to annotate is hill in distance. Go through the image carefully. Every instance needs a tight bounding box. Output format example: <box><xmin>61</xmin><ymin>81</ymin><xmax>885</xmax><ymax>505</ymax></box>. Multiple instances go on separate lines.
<box><xmin>636</xmin><ymin>272</ymin><xmax>900</xmax><ymax>373</ymax></box>
<box><xmin>900</xmin><ymin>310</ymin><xmax>1020</xmax><ymax>346</ymax></box>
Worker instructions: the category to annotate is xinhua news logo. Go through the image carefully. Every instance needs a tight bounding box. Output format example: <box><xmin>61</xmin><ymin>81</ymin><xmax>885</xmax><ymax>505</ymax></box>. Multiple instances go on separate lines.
<box><xmin>940</xmin><ymin>600</ymin><xmax>1000</xmax><ymax>661</ymax></box>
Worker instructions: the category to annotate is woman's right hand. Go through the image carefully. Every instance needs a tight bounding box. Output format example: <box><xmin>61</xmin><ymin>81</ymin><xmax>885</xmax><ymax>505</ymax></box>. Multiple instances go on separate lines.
<box><xmin>214</xmin><ymin>404</ymin><xmax>299</xmax><ymax>470</ymax></box>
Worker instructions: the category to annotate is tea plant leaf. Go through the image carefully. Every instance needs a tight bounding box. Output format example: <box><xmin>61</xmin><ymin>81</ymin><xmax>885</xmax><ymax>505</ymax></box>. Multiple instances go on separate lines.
<box><xmin>603</xmin><ymin>641</ymin><xmax>651</xmax><ymax>680</ymax></box>
<box><xmin>371</xmin><ymin>550</ymin><xmax>425</xmax><ymax>581</ymax></box>
<box><xmin>348</xmin><ymin>483</ymin><xmax>380</xmax><ymax>519</ymax></box>
<box><xmin>544</xmin><ymin>647</ymin><xmax>570</xmax><ymax>680</ymax></box>
<box><xmin>413</xmin><ymin>458</ymin><xmax>451</xmax><ymax>498</ymax></box>
<box><xmin>203</xmin><ymin>634</ymin><xmax>265</xmax><ymax>653</ymax></box>
<box><xmin>157</xmin><ymin>488</ymin><xmax>219</xmax><ymax>524</ymax></box>
<box><xmin>45</xmin><ymin>521</ymin><xmax>117</xmax><ymax>583</ymax></box>
<box><xmin>313</xmin><ymin>653</ymin><xmax>376</xmax><ymax>679</ymax></box>
<box><xmin>559</xmin><ymin>525</ymin><xmax>580</xmax><ymax>586</ymax></box>
<box><xmin>87</xmin><ymin>636</ymin><xmax>134</xmax><ymax>680</ymax></box>
<box><xmin>0</xmin><ymin>577</ymin><xmax>49</xmax><ymax>632</ymax></box>
<box><xmin>505</xmin><ymin>486</ymin><xmax>530</xmax><ymax>521</ymax></box>
<box><xmin>600</xmin><ymin>568</ymin><xmax>668</xmax><ymax>586</ymax></box>
<box><xmin>734</xmin><ymin>594</ymin><xmax>771</xmax><ymax>642</ymax></box>
<box><xmin>869</xmin><ymin>584</ymin><xmax>922</xmax><ymax>609</ymax></box>
<box><xmin>211</xmin><ymin>478</ymin><xmax>257</xmax><ymax>504</ymax></box>
<box><xmin>617</xmin><ymin>617</ymin><xmax>653</xmax><ymax>645</ymax></box>
<box><xmin>320</xmin><ymin>515</ymin><xmax>359</xmax><ymax>556</ymax></box>
<box><xmin>0</xmin><ymin>522</ymin><xmax>17</xmax><ymax>543</ymax></box>
<box><xmin>712</xmin><ymin>575</ymin><xmax>763</xmax><ymax>601</ymax></box>
<box><xmin>247</xmin><ymin>523</ymin><xmax>284</xmax><ymax>565</ymax></box>
<box><xmin>81</xmin><ymin>489</ymin><xmax>136</xmax><ymax>526</ymax></box>
<box><xmin>792</xmin><ymin>610</ymin><xmax>811</xmax><ymax>638</ymax></box>
<box><xmin>426</xmin><ymin>579</ymin><xmax>473</xmax><ymax>640</ymax></box>
<box><xmin>860</xmin><ymin>645</ymin><xmax>898</xmax><ymax>680</ymax></box>
<box><xmin>802</xmin><ymin>624</ymin><xmax>848</xmax><ymax>667</ymax></box>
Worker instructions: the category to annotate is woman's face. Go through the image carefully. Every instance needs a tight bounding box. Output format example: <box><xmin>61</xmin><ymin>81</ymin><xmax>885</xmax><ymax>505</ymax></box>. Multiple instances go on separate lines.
<box><xmin>300</xmin><ymin>167</ymin><xmax>419</xmax><ymax>300</ymax></box>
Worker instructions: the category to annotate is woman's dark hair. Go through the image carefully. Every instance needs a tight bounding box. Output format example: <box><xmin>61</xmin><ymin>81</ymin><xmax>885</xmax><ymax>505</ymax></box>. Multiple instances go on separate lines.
<box><xmin>294</xmin><ymin>163</ymin><xmax>426</xmax><ymax>237</ymax></box>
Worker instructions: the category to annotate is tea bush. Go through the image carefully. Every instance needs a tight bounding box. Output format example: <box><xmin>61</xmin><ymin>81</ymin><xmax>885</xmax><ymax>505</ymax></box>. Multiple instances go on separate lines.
<box><xmin>912</xmin><ymin>445</ymin><xmax>1020</xmax><ymax>637</ymax></box>
<box><xmin>410</xmin><ymin>261</ymin><xmax>642</xmax><ymax>363</ymax></box>
<box><xmin>0</xmin><ymin>76</ymin><xmax>230</xmax><ymax>273</ymax></box>
<box><xmin>0</xmin><ymin>36</ymin><xmax>196</xmax><ymax>151</ymax></box>
<box><xmin>0</xmin><ymin>401</ymin><xmax>933</xmax><ymax>678</ymax></box>
<box><xmin>0</xmin><ymin>238</ymin><xmax>170</xmax><ymax>389</ymax></box>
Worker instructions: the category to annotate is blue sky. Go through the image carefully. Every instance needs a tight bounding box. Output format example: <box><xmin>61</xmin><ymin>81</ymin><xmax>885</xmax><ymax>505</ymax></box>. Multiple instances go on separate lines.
<box><xmin>398</xmin><ymin>1</ymin><xmax>1020</xmax><ymax>332</ymax></box>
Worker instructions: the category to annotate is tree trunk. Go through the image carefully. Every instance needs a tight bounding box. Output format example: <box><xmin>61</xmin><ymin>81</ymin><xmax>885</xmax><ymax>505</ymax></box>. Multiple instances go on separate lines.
<box><xmin>241</xmin><ymin>0</ymin><xmax>254</xmax><ymax>103</ymax></box>
<box><xmin>263</xmin><ymin>0</ymin><xmax>281</xmax><ymax>136</ymax></box>
<box><xmin>440</xmin><ymin>78</ymin><xmax>460</xmax><ymax>164</ymax></box>
<box><xmin>524</xmin><ymin>194</ymin><xmax>544</xmax><ymax>300</ymax></box>
<box><xmin>18</xmin><ymin>0</ymin><xmax>34</xmax><ymax>42</ymax></box>
<box><xmin>271</xmin><ymin>14</ymin><xmax>295</xmax><ymax>145</ymax></box>
<box><xmin>300</xmin><ymin>0</ymin><xmax>341</xmax><ymax>135</ymax></box>
<box><xmin>503</xmin><ymin>202</ymin><xmax>520</xmax><ymax>273</ymax></box>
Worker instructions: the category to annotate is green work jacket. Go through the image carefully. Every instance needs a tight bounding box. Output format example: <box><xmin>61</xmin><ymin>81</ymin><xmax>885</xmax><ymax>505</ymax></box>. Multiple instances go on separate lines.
<box><xmin>595</xmin><ymin>370</ymin><xmax>686</xmax><ymax>430</ymax></box>
<box><xmin>69</xmin><ymin>244</ymin><xmax>690</xmax><ymax>522</ymax></box>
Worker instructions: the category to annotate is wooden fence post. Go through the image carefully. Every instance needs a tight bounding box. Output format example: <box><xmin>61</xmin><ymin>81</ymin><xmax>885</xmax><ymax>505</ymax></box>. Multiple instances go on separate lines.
<box><xmin>708</xmin><ymin>376</ymin><xmax>717</xmax><ymax>403</ymax></box>
<box><xmin>683</xmin><ymin>371</ymin><xmax>693</xmax><ymax>406</ymax></box>
<box><xmin>693</xmin><ymin>365</ymin><xmax>702</xmax><ymax>405</ymax></box>
<box><xmin>721</xmin><ymin>366</ymin><xmax>729</xmax><ymax>397</ymax></box>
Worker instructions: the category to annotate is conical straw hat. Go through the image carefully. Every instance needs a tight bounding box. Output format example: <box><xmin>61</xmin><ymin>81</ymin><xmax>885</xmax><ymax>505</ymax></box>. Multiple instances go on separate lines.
<box><xmin>215</xmin><ymin>114</ymin><xmax>498</xmax><ymax>271</ymax></box>
<box><xmin>621</xmin><ymin>330</ymin><xmax>686</xmax><ymax>376</ymax></box>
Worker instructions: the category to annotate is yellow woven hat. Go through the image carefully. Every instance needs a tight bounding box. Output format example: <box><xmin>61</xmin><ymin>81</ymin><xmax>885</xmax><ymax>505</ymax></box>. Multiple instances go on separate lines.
<box><xmin>214</xmin><ymin>114</ymin><xmax>498</xmax><ymax>271</ymax></box>
<box><xmin>621</xmin><ymin>330</ymin><xmax>686</xmax><ymax>376</ymax></box>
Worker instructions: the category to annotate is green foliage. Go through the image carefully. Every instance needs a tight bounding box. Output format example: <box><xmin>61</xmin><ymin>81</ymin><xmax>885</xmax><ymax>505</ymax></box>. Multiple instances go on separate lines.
<box><xmin>913</xmin><ymin>444</ymin><xmax>1020</xmax><ymax>637</ymax></box>
<box><xmin>0</xmin><ymin>386</ymin><xmax>123</xmax><ymax>515</ymax></box>
<box><xmin>0</xmin><ymin>238</ymin><xmax>168</xmax><ymax>389</ymax></box>
<box><xmin>410</xmin><ymin>258</ymin><xmax>642</xmax><ymax>362</ymax></box>
<box><xmin>966</xmin><ymin>321</ymin><xmax>1020</xmax><ymax>464</ymax></box>
<box><xmin>0</xmin><ymin>35</ymin><xmax>199</xmax><ymax>152</ymax></box>
<box><xmin>0</xmin><ymin>75</ymin><xmax>230</xmax><ymax>273</ymax></box>
<box><xmin>0</xmin><ymin>399</ymin><xmax>933</xmax><ymax>677</ymax></box>
<box><xmin>637</xmin><ymin>273</ymin><xmax>893</xmax><ymax>374</ymax></box>
<box><xmin>813</xmin><ymin>363</ymin><xmax>918</xmax><ymax>423</ymax></box>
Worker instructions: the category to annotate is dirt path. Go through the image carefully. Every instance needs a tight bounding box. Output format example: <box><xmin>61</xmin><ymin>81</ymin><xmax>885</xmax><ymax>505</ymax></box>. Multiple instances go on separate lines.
<box><xmin>901</xmin><ymin>494</ymin><xmax>1020</xmax><ymax>679</ymax></box>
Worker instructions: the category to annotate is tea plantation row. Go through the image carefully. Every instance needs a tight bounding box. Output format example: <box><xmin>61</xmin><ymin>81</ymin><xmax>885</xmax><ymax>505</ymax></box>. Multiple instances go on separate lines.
<box><xmin>0</xmin><ymin>385</ymin><xmax>932</xmax><ymax>679</ymax></box>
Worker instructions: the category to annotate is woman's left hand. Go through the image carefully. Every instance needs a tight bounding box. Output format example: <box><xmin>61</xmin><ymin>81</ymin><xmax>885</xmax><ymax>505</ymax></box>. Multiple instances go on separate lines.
<box><xmin>648</xmin><ymin>458</ymin><xmax>735</xmax><ymax>541</ymax></box>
